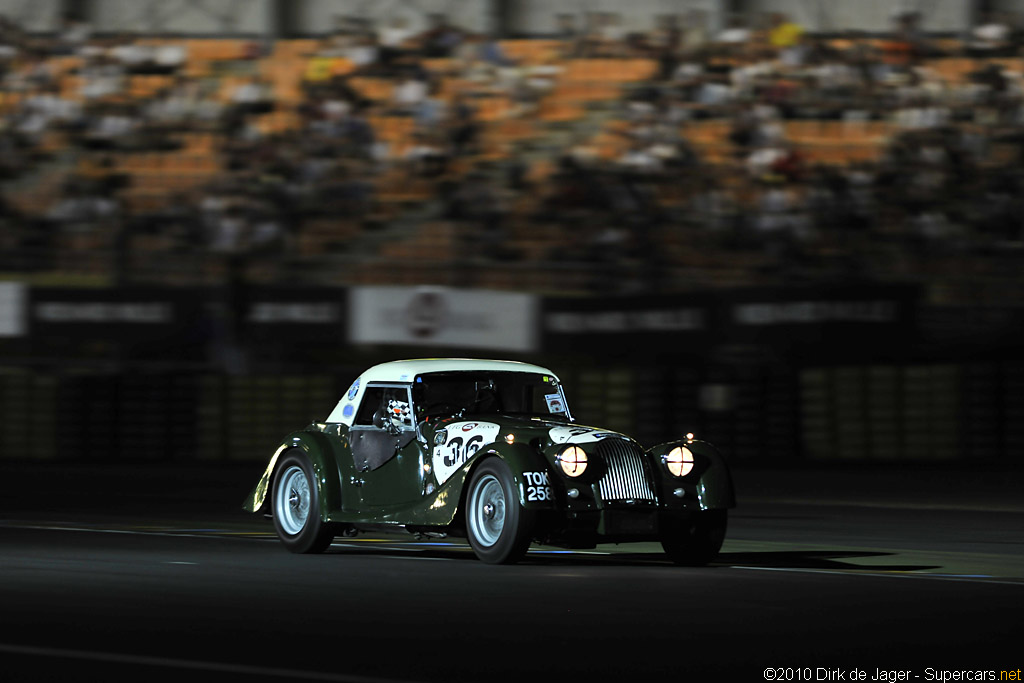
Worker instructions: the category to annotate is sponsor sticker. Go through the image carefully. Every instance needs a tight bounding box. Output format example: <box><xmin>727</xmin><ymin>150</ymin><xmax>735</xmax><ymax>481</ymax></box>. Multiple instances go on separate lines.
<box><xmin>545</xmin><ymin>393</ymin><xmax>565</xmax><ymax>414</ymax></box>
<box><xmin>549</xmin><ymin>426</ymin><xmax>623</xmax><ymax>444</ymax></box>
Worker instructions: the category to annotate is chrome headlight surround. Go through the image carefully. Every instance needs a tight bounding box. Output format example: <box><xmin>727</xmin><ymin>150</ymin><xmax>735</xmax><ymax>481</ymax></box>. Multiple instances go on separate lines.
<box><xmin>662</xmin><ymin>445</ymin><xmax>695</xmax><ymax>477</ymax></box>
<box><xmin>556</xmin><ymin>445</ymin><xmax>588</xmax><ymax>477</ymax></box>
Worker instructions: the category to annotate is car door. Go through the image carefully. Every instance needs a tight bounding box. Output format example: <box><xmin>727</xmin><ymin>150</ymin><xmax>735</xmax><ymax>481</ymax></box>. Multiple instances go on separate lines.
<box><xmin>349</xmin><ymin>383</ymin><xmax>427</xmax><ymax>509</ymax></box>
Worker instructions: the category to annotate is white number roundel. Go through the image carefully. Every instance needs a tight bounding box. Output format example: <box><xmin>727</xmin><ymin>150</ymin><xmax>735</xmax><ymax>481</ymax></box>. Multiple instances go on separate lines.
<box><xmin>432</xmin><ymin>422</ymin><xmax>500</xmax><ymax>485</ymax></box>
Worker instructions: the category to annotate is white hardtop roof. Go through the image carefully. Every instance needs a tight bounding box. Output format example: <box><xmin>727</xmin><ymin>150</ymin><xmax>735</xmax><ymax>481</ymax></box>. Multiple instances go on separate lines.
<box><xmin>361</xmin><ymin>358</ymin><xmax>559</xmax><ymax>384</ymax></box>
<box><xmin>326</xmin><ymin>359</ymin><xmax>562</xmax><ymax>425</ymax></box>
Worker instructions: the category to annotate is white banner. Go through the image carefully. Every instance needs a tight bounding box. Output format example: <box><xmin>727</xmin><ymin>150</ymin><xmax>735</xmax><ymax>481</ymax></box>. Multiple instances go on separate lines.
<box><xmin>0</xmin><ymin>282</ymin><xmax>26</xmax><ymax>337</ymax></box>
<box><xmin>349</xmin><ymin>286</ymin><xmax>538</xmax><ymax>352</ymax></box>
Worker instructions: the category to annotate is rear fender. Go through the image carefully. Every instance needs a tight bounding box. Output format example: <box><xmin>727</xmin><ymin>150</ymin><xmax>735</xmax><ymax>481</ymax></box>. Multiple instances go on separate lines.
<box><xmin>242</xmin><ymin>431</ymin><xmax>342</xmax><ymax>519</ymax></box>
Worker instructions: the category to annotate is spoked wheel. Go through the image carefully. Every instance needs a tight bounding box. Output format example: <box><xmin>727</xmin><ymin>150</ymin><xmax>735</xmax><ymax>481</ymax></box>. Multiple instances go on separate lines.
<box><xmin>659</xmin><ymin>509</ymin><xmax>727</xmax><ymax>566</ymax></box>
<box><xmin>465</xmin><ymin>459</ymin><xmax>534</xmax><ymax>564</ymax></box>
<box><xmin>272</xmin><ymin>450</ymin><xmax>334</xmax><ymax>554</ymax></box>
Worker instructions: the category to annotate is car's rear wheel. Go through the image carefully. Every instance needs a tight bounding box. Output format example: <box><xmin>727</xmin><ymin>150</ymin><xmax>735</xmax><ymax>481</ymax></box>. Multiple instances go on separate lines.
<box><xmin>659</xmin><ymin>509</ymin><xmax>727</xmax><ymax>566</ymax></box>
<box><xmin>272</xmin><ymin>450</ymin><xmax>334</xmax><ymax>554</ymax></box>
<box><xmin>465</xmin><ymin>459</ymin><xmax>534</xmax><ymax>564</ymax></box>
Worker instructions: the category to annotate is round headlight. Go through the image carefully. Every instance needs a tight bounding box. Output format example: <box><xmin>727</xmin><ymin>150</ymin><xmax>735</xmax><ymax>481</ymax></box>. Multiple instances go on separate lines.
<box><xmin>663</xmin><ymin>446</ymin><xmax>694</xmax><ymax>477</ymax></box>
<box><xmin>556</xmin><ymin>445</ymin><xmax>588</xmax><ymax>477</ymax></box>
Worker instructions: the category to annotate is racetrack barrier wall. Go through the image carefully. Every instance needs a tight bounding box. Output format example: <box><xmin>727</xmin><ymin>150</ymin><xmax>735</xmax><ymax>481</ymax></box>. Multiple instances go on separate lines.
<box><xmin>0</xmin><ymin>282</ymin><xmax>1021</xmax><ymax>463</ymax></box>
<box><xmin>799</xmin><ymin>363</ymin><xmax>1024</xmax><ymax>463</ymax></box>
<box><xmin>0</xmin><ymin>362</ymin><xmax>1022</xmax><ymax>463</ymax></box>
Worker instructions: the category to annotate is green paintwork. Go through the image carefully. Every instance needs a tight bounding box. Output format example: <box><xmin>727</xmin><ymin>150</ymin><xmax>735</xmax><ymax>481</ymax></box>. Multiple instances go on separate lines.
<box><xmin>245</xmin><ymin>369</ymin><xmax>736</xmax><ymax>548</ymax></box>
<box><xmin>645</xmin><ymin>439</ymin><xmax>737</xmax><ymax>510</ymax></box>
<box><xmin>472</xmin><ymin>440</ymin><xmax>557</xmax><ymax>509</ymax></box>
<box><xmin>244</xmin><ymin>429</ymin><xmax>343</xmax><ymax>519</ymax></box>
<box><xmin>688</xmin><ymin>440</ymin><xmax>737</xmax><ymax>509</ymax></box>
<box><xmin>338</xmin><ymin>423</ymin><xmax>556</xmax><ymax>526</ymax></box>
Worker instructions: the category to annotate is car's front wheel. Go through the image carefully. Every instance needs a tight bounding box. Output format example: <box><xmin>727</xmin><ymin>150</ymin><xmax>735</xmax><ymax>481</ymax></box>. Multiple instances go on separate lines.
<box><xmin>272</xmin><ymin>450</ymin><xmax>334</xmax><ymax>554</ymax></box>
<box><xmin>465</xmin><ymin>459</ymin><xmax>534</xmax><ymax>564</ymax></box>
<box><xmin>659</xmin><ymin>509</ymin><xmax>727</xmax><ymax>566</ymax></box>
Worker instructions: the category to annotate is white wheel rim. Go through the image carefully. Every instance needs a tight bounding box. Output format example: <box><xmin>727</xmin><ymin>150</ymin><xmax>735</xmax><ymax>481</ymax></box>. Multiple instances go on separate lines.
<box><xmin>275</xmin><ymin>465</ymin><xmax>310</xmax><ymax>536</ymax></box>
<box><xmin>468</xmin><ymin>474</ymin><xmax>505</xmax><ymax>547</ymax></box>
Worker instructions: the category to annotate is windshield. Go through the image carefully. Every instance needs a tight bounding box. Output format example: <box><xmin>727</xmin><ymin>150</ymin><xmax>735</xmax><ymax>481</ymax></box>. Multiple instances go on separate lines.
<box><xmin>413</xmin><ymin>371</ymin><xmax>571</xmax><ymax>421</ymax></box>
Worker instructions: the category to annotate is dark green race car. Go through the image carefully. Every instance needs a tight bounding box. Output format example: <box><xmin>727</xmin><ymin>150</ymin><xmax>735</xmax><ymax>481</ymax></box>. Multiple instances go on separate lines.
<box><xmin>244</xmin><ymin>359</ymin><xmax>735</xmax><ymax>564</ymax></box>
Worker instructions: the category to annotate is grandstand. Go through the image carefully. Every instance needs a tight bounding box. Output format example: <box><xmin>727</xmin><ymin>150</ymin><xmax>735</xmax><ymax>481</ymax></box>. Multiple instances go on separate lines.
<box><xmin>0</xmin><ymin>1</ymin><xmax>1022</xmax><ymax>304</ymax></box>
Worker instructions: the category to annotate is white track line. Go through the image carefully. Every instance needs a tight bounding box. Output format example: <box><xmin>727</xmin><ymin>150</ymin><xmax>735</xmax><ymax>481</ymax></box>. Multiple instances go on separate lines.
<box><xmin>0</xmin><ymin>522</ymin><xmax>270</xmax><ymax>541</ymax></box>
<box><xmin>741</xmin><ymin>497</ymin><xmax>1024</xmax><ymax>513</ymax></box>
<box><xmin>732</xmin><ymin>565</ymin><xmax>1024</xmax><ymax>586</ymax></box>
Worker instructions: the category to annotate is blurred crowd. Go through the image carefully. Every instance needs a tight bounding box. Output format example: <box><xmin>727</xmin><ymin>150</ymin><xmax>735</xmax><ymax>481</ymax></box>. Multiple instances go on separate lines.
<box><xmin>2</xmin><ymin>10</ymin><xmax>1024</xmax><ymax>301</ymax></box>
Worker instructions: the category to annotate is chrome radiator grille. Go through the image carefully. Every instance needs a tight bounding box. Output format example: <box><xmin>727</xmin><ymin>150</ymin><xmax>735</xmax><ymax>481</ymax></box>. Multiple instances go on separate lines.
<box><xmin>595</xmin><ymin>440</ymin><xmax>656</xmax><ymax>503</ymax></box>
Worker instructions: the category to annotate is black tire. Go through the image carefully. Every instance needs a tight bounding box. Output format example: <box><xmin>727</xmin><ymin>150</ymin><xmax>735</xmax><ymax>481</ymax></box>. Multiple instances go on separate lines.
<box><xmin>272</xmin><ymin>450</ymin><xmax>334</xmax><ymax>554</ymax></box>
<box><xmin>464</xmin><ymin>459</ymin><xmax>534</xmax><ymax>564</ymax></box>
<box><xmin>659</xmin><ymin>509</ymin><xmax>727</xmax><ymax>566</ymax></box>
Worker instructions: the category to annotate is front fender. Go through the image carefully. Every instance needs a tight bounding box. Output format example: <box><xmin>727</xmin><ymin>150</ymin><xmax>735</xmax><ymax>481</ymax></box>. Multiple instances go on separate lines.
<box><xmin>647</xmin><ymin>439</ymin><xmax>736</xmax><ymax>510</ymax></box>
<box><xmin>688</xmin><ymin>440</ymin><xmax>736</xmax><ymax>509</ymax></box>
<box><xmin>372</xmin><ymin>440</ymin><xmax>555</xmax><ymax>528</ymax></box>
<box><xmin>476</xmin><ymin>442</ymin><xmax>559</xmax><ymax>510</ymax></box>
<box><xmin>242</xmin><ymin>430</ymin><xmax>343</xmax><ymax>519</ymax></box>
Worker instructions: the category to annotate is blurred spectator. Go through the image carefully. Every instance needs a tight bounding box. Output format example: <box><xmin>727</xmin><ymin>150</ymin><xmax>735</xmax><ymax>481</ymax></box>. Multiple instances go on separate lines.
<box><xmin>46</xmin><ymin>179</ymin><xmax>119</xmax><ymax>233</ymax></box>
<box><xmin>884</xmin><ymin>10</ymin><xmax>928</xmax><ymax>65</ymax></box>
<box><xmin>392</xmin><ymin>68</ymin><xmax>429</xmax><ymax>113</ymax></box>
<box><xmin>79</xmin><ymin>103</ymin><xmax>140</xmax><ymax>149</ymax></box>
<box><xmin>968</xmin><ymin>14</ymin><xmax>1015</xmax><ymax>57</ymax></box>
<box><xmin>229</xmin><ymin>76</ymin><xmax>274</xmax><ymax>114</ymax></box>
<box><xmin>79</xmin><ymin>54</ymin><xmax>125</xmax><ymax>100</ymax></box>
<box><xmin>341</xmin><ymin>33</ymin><xmax>380</xmax><ymax>71</ymax></box>
<box><xmin>209</xmin><ymin>203</ymin><xmax>245</xmax><ymax>253</ymax></box>
<box><xmin>582</xmin><ymin>12</ymin><xmax>628</xmax><ymax>57</ymax></box>
<box><xmin>680</xmin><ymin>9</ymin><xmax>710</xmax><ymax>53</ymax></box>
<box><xmin>377</xmin><ymin>16</ymin><xmax>416</xmax><ymax>64</ymax></box>
<box><xmin>420</xmin><ymin>14</ymin><xmax>464</xmax><ymax>58</ymax></box>
<box><xmin>477</xmin><ymin>35</ymin><xmax>516</xmax><ymax>68</ymax></box>
<box><xmin>15</xmin><ymin>86</ymin><xmax>82</xmax><ymax>140</ymax></box>
<box><xmin>54</xmin><ymin>14</ymin><xmax>91</xmax><ymax>56</ymax></box>
<box><xmin>405</xmin><ymin>129</ymin><xmax>448</xmax><ymax>176</ymax></box>
<box><xmin>769</xmin><ymin>13</ymin><xmax>804</xmax><ymax>50</ymax></box>
<box><xmin>717</xmin><ymin>17</ymin><xmax>752</xmax><ymax>46</ymax></box>
<box><xmin>413</xmin><ymin>80</ymin><xmax>447</xmax><ymax>130</ymax></box>
<box><xmin>248</xmin><ymin>209</ymin><xmax>284</xmax><ymax>252</ymax></box>
<box><xmin>152</xmin><ymin>43</ymin><xmax>187</xmax><ymax>73</ymax></box>
<box><xmin>618</xmin><ymin>138</ymin><xmax>663</xmax><ymax>172</ymax></box>
<box><xmin>109</xmin><ymin>36</ymin><xmax>186</xmax><ymax>74</ymax></box>
<box><xmin>4</xmin><ymin>50</ymin><xmax>57</xmax><ymax>92</ymax></box>
<box><xmin>145</xmin><ymin>78</ymin><xmax>223</xmax><ymax>128</ymax></box>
